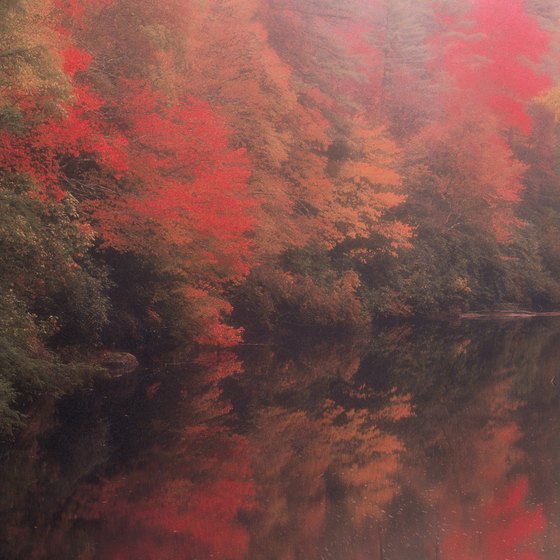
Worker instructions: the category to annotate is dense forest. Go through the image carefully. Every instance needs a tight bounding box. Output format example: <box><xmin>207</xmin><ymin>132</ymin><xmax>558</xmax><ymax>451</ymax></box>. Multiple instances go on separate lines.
<box><xmin>3</xmin><ymin>0</ymin><xmax>560</xmax><ymax>434</ymax></box>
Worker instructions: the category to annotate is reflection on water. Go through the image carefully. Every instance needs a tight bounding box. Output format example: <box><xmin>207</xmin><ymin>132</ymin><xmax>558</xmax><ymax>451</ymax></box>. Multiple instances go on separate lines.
<box><xmin>1</xmin><ymin>319</ymin><xmax>560</xmax><ymax>559</ymax></box>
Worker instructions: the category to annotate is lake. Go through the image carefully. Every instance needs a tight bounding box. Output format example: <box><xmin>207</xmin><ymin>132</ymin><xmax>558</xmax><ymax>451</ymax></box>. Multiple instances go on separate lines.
<box><xmin>1</xmin><ymin>317</ymin><xmax>560</xmax><ymax>559</ymax></box>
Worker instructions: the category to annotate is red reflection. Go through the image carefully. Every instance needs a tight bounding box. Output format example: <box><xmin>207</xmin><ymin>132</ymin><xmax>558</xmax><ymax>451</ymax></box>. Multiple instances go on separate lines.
<box><xmin>442</xmin><ymin>476</ymin><xmax>545</xmax><ymax>560</ymax></box>
<box><xmin>67</xmin><ymin>352</ymin><xmax>255</xmax><ymax>560</ymax></box>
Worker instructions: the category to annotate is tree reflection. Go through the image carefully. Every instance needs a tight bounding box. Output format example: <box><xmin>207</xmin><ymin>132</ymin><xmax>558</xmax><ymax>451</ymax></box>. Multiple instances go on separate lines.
<box><xmin>64</xmin><ymin>351</ymin><xmax>257</xmax><ymax>560</ymax></box>
<box><xmin>2</xmin><ymin>320</ymin><xmax>560</xmax><ymax>559</ymax></box>
<box><xmin>230</xmin><ymin>333</ymin><xmax>411</xmax><ymax>559</ymax></box>
<box><xmin>365</xmin><ymin>320</ymin><xmax>560</xmax><ymax>560</ymax></box>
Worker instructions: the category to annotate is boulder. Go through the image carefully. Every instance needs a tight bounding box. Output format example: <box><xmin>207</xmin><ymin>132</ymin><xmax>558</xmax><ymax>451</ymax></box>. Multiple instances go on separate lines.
<box><xmin>95</xmin><ymin>351</ymin><xmax>139</xmax><ymax>376</ymax></box>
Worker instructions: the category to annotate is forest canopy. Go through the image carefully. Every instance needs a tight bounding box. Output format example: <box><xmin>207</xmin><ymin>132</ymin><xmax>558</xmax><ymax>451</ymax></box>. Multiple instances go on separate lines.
<box><xmin>2</xmin><ymin>0</ymin><xmax>560</xmax><ymax>433</ymax></box>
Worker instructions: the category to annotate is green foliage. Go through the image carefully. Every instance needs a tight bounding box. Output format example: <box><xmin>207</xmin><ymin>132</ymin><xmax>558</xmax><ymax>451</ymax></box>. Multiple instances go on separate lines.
<box><xmin>0</xmin><ymin>173</ymin><xmax>109</xmax><ymax>341</ymax></box>
<box><xmin>398</xmin><ymin>227</ymin><xmax>506</xmax><ymax>314</ymax></box>
<box><xmin>0</xmin><ymin>105</ymin><xmax>25</xmax><ymax>134</ymax></box>
<box><xmin>235</xmin><ymin>244</ymin><xmax>369</xmax><ymax>332</ymax></box>
<box><xmin>0</xmin><ymin>0</ymin><xmax>70</xmax><ymax>123</ymax></box>
<box><xmin>100</xmin><ymin>250</ymin><xmax>231</xmax><ymax>352</ymax></box>
<box><xmin>0</xmin><ymin>291</ymin><xmax>100</xmax><ymax>438</ymax></box>
<box><xmin>0</xmin><ymin>173</ymin><xmax>109</xmax><ymax>435</ymax></box>
<box><xmin>356</xmin><ymin>220</ymin><xmax>560</xmax><ymax>318</ymax></box>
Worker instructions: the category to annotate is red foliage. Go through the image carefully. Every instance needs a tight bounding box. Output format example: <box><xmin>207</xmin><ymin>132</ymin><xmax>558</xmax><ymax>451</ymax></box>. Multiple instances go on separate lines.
<box><xmin>90</xmin><ymin>83</ymin><xmax>254</xmax><ymax>284</ymax></box>
<box><xmin>436</xmin><ymin>0</ymin><xmax>551</xmax><ymax>133</ymax></box>
<box><xmin>0</xmin><ymin>31</ymin><xmax>127</xmax><ymax>199</ymax></box>
<box><xmin>0</xmin><ymin>2</ymin><xmax>256</xmax><ymax>344</ymax></box>
<box><xmin>61</xmin><ymin>45</ymin><xmax>92</xmax><ymax>78</ymax></box>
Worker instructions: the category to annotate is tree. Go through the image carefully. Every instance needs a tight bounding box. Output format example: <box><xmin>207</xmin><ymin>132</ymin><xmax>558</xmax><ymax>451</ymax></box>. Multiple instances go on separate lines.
<box><xmin>40</xmin><ymin>0</ymin><xmax>258</xmax><ymax>346</ymax></box>
<box><xmin>435</xmin><ymin>0</ymin><xmax>551</xmax><ymax>133</ymax></box>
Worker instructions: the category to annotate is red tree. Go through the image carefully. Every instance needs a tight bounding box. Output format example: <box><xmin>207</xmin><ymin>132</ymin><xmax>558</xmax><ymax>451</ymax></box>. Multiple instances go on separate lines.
<box><xmin>437</xmin><ymin>0</ymin><xmax>551</xmax><ymax>133</ymax></box>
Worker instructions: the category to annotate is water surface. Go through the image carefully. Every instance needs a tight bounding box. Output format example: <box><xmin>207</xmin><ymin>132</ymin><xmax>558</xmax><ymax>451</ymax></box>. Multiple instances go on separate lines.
<box><xmin>2</xmin><ymin>318</ymin><xmax>560</xmax><ymax>559</ymax></box>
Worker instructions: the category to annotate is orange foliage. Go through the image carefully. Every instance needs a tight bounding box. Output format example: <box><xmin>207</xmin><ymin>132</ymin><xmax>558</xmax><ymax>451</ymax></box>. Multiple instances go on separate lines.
<box><xmin>408</xmin><ymin>113</ymin><xmax>527</xmax><ymax>241</ymax></box>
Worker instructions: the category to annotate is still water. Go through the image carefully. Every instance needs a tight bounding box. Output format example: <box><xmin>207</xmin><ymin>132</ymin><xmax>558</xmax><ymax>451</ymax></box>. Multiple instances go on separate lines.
<box><xmin>2</xmin><ymin>318</ymin><xmax>560</xmax><ymax>559</ymax></box>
